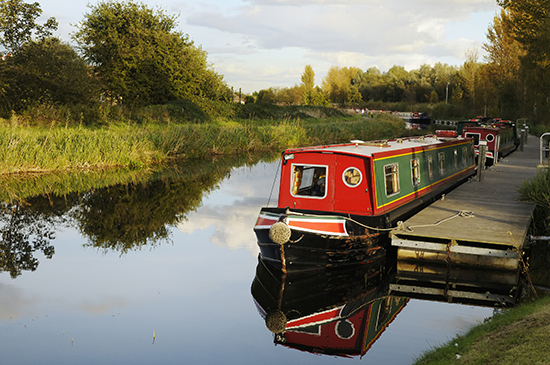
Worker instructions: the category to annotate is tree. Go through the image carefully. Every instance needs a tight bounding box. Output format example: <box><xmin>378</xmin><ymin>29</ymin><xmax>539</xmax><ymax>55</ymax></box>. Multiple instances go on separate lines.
<box><xmin>429</xmin><ymin>90</ymin><xmax>439</xmax><ymax>104</ymax></box>
<box><xmin>321</xmin><ymin>66</ymin><xmax>361</xmax><ymax>104</ymax></box>
<box><xmin>461</xmin><ymin>48</ymin><xmax>480</xmax><ymax>111</ymax></box>
<box><xmin>301</xmin><ymin>65</ymin><xmax>315</xmax><ymax>105</ymax></box>
<box><xmin>0</xmin><ymin>38</ymin><xmax>98</xmax><ymax>116</ymax></box>
<box><xmin>0</xmin><ymin>0</ymin><xmax>58</xmax><ymax>54</ymax></box>
<box><xmin>383</xmin><ymin>65</ymin><xmax>408</xmax><ymax>102</ymax></box>
<box><xmin>73</xmin><ymin>0</ymin><xmax>231</xmax><ymax>106</ymax></box>
<box><xmin>497</xmin><ymin>0</ymin><xmax>550</xmax><ymax>119</ymax></box>
<box><xmin>483</xmin><ymin>9</ymin><xmax>526</xmax><ymax>118</ymax></box>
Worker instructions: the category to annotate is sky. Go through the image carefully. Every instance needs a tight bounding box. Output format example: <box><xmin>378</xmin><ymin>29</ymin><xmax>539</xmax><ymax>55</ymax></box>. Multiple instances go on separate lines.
<box><xmin>37</xmin><ymin>0</ymin><xmax>501</xmax><ymax>94</ymax></box>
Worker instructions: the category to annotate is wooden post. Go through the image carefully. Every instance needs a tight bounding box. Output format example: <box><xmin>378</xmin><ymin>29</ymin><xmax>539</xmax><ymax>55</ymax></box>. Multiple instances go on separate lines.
<box><xmin>478</xmin><ymin>141</ymin><xmax>487</xmax><ymax>182</ymax></box>
<box><xmin>520</xmin><ymin>129</ymin><xmax>525</xmax><ymax>152</ymax></box>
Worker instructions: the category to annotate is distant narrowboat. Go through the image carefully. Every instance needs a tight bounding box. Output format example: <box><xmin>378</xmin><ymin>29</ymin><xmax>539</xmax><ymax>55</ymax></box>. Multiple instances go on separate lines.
<box><xmin>253</xmin><ymin>135</ymin><xmax>476</xmax><ymax>271</ymax></box>
<box><xmin>462</xmin><ymin>123</ymin><xmax>517</xmax><ymax>166</ymax></box>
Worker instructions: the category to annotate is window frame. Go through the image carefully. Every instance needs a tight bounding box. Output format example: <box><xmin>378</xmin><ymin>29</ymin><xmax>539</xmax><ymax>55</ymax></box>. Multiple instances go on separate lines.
<box><xmin>411</xmin><ymin>158</ymin><xmax>421</xmax><ymax>187</ymax></box>
<box><xmin>427</xmin><ymin>155</ymin><xmax>434</xmax><ymax>181</ymax></box>
<box><xmin>290</xmin><ymin>163</ymin><xmax>328</xmax><ymax>199</ymax></box>
<box><xmin>438</xmin><ymin>152</ymin><xmax>445</xmax><ymax>175</ymax></box>
<box><xmin>342</xmin><ymin>167</ymin><xmax>363</xmax><ymax>188</ymax></box>
<box><xmin>384</xmin><ymin>163</ymin><xmax>400</xmax><ymax>197</ymax></box>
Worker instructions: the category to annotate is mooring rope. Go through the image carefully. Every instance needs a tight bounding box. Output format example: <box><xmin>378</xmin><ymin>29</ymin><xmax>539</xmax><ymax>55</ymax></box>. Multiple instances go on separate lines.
<box><xmin>402</xmin><ymin>210</ymin><xmax>476</xmax><ymax>232</ymax></box>
<box><xmin>279</xmin><ymin>209</ymin><xmax>475</xmax><ymax>233</ymax></box>
<box><xmin>266</xmin><ymin>161</ymin><xmax>281</xmax><ymax>207</ymax></box>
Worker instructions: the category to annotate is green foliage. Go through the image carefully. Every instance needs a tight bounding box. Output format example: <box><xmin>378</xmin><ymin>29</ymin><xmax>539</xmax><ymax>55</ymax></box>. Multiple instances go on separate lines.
<box><xmin>492</xmin><ymin>0</ymin><xmax>550</xmax><ymax>122</ymax></box>
<box><xmin>429</xmin><ymin>90</ymin><xmax>439</xmax><ymax>104</ymax></box>
<box><xmin>0</xmin><ymin>0</ymin><xmax>58</xmax><ymax>54</ymax></box>
<box><xmin>518</xmin><ymin>168</ymin><xmax>550</xmax><ymax>230</ymax></box>
<box><xmin>321</xmin><ymin>66</ymin><xmax>360</xmax><ymax>104</ymax></box>
<box><xmin>413</xmin><ymin>296</ymin><xmax>550</xmax><ymax>365</ymax></box>
<box><xmin>234</xmin><ymin>103</ymin><xmax>346</xmax><ymax>120</ymax></box>
<box><xmin>0</xmin><ymin>107</ymin><xmax>405</xmax><ymax>174</ymax></box>
<box><xmin>0</xmin><ymin>38</ymin><xmax>98</xmax><ymax>118</ymax></box>
<box><xmin>73</xmin><ymin>0</ymin><xmax>231</xmax><ymax>106</ymax></box>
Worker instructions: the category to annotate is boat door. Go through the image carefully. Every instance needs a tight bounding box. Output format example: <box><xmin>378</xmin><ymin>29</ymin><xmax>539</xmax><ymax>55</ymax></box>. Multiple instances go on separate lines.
<box><xmin>334</xmin><ymin>154</ymin><xmax>372</xmax><ymax>214</ymax></box>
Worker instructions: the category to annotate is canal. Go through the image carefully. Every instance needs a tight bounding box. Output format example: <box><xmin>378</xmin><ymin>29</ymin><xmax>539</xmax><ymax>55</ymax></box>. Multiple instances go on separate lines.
<box><xmin>0</xmin><ymin>157</ymin><xmax>514</xmax><ymax>364</ymax></box>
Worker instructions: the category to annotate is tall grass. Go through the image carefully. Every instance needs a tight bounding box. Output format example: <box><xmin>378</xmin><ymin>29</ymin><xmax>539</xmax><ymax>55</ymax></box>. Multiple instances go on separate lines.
<box><xmin>518</xmin><ymin>168</ymin><xmax>550</xmax><ymax>235</ymax></box>
<box><xmin>0</xmin><ymin>113</ymin><xmax>406</xmax><ymax>174</ymax></box>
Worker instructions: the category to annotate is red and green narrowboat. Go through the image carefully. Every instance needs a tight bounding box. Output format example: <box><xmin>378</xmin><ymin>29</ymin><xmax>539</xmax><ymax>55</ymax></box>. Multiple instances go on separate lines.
<box><xmin>462</xmin><ymin>123</ymin><xmax>517</xmax><ymax>166</ymax></box>
<box><xmin>251</xmin><ymin>256</ymin><xmax>407</xmax><ymax>358</ymax></box>
<box><xmin>253</xmin><ymin>135</ymin><xmax>476</xmax><ymax>271</ymax></box>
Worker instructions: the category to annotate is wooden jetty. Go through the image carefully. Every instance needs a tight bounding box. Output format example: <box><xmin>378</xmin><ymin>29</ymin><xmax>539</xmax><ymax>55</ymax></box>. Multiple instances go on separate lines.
<box><xmin>390</xmin><ymin>133</ymin><xmax>539</xmax><ymax>271</ymax></box>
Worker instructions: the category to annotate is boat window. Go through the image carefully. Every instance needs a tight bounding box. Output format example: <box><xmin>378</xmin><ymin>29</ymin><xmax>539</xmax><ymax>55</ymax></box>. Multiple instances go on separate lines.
<box><xmin>453</xmin><ymin>149</ymin><xmax>458</xmax><ymax>169</ymax></box>
<box><xmin>465</xmin><ymin>132</ymin><xmax>480</xmax><ymax>146</ymax></box>
<box><xmin>411</xmin><ymin>159</ymin><xmax>420</xmax><ymax>186</ymax></box>
<box><xmin>291</xmin><ymin>164</ymin><xmax>327</xmax><ymax>198</ymax></box>
<box><xmin>438</xmin><ymin>152</ymin><xmax>445</xmax><ymax>175</ymax></box>
<box><xmin>427</xmin><ymin>155</ymin><xmax>433</xmax><ymax>180</ymax></box>
<box><xmin>343</xmin><ymin>167</ymin><xmax>362</xmax><ymax>187</ymax></box>
<box><xmin>462</xmin><ymin>147</ymin><xmax>468</xmax><ymax>167</ymax></box>
<box><xmin>384</xmin><ymin>163</ymin><xmax>400</xmax><ymax>196</ymax></box>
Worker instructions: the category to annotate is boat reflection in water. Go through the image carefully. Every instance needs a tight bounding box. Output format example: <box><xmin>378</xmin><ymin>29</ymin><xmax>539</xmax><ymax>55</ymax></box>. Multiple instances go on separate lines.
<box><xmin>389</xmin><ymin>260</ymin><xmax>525</xmax><ymax>307</ymax></box>
<box><xmin>251</xmin><ymin>243</ymin><xmax>527</xmax><ymax>358</ymax></box>
<box><xmin>250</xmin><ymin>250</ymin><xmax>408</xmax><ymax>358</ymax></box>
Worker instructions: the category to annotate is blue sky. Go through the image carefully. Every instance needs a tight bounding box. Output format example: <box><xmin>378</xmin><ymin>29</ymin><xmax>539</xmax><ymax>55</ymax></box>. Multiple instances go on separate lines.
<box><xmin>37</xmin><ymin>0</ymin><xmax>501</xmax><ymax>93</ymax></box>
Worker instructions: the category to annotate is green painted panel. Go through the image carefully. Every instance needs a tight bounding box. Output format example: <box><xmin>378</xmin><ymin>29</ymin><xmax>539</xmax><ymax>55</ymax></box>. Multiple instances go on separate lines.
<box><xmin>373</xmin><ymin>142</ymin><xmax>475</xmax><ymax>209</ymax></box>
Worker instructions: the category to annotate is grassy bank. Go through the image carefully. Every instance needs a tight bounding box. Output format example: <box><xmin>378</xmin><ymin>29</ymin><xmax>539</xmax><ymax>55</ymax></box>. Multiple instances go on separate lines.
<box><xmin>0</xmin><ymin>112</ymin><xmax>406</xmax><ymax>174</ymax></box>
<box><xmin>413</xmin><ymin>295</ymin><xmax>550</xmax><ymax>364</ymax></box>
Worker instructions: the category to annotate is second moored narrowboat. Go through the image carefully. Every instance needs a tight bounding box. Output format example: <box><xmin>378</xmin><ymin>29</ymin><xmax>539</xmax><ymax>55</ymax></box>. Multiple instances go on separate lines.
<box><xmin>254</xmin><ymin>135</ymin><xmax>476</xmax><ymax>271</ymax></box>
<box><xmin>462</xmin><ymin>123</ymin><xmax>517</xmax><ymax>166</ymax></box>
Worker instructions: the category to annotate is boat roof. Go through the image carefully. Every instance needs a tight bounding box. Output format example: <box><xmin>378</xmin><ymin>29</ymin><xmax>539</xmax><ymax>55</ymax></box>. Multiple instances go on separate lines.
<box><xmin>284</xmin><ymin>135</ymin><xmax>469</xmax><ymax>159</ymax></box>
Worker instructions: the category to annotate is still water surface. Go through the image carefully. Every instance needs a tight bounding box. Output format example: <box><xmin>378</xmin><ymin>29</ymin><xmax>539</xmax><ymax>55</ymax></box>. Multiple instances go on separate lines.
<box><xmin>0</xmin><ymin>158</ymin><xmax>498</xmax><ymax>364</ymax></box>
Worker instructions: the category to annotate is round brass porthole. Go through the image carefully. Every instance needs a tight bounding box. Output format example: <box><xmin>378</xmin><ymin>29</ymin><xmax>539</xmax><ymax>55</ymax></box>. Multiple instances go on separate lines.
<box><xmin>343</xmin><ymin>167</ymin><xmax>362</xmax><ymax>187</ymax></box>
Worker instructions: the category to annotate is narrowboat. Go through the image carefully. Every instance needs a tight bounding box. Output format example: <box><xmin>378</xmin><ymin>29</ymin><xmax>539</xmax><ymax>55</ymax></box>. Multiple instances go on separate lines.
<box><xmin>462</xmin><ymin>123</ymin><xmax>517</xmax><ymax>166</ymax></box>
<box><xmin>274</xmin><ymin>296</ymin><xmax>408</xmax><ymax>358</ymax></box>
<box><xmin>251</xmin><ymin>256</ymin><xmax>408</xmax><ymax>358</ymax></box>
<box><xmin>254</xmin><ymin>135</ymin><xmax>476</xmax><ymax>271</ymax></box>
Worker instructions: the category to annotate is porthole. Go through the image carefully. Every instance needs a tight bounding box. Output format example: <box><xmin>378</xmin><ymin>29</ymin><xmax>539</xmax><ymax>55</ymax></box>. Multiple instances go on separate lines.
<box><xmin>343</xmin><ymin>167</ymin><xmax>362</xmax><ymax>187</ymax></box>
<box><xmin>335</xmin><ymin>319</ymin><xmax>355</xmax><ymax>339</ymax></box>
<box><xmin>486</xmin><ymin>133</ymin><xmax>495</xmax><ymax>143</ymax></box>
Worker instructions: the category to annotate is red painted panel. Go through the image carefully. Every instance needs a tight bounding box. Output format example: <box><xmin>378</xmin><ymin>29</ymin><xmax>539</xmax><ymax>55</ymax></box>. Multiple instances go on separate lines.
<box><xmin>334</xmin><ymin>155</ymin><xmax>372</xmax><ymax>214</ymax></box>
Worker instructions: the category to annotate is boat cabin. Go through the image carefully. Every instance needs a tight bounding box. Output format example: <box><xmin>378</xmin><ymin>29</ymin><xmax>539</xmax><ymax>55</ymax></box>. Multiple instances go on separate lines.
<box><xmin>277</xmin><ymin>136</ymin><xmax>475</xmax><ymax>218</ymax></box>
<box><xmin>462</xmin><ymin>125</ymin><xmax>516</xmax><ymax>164</ymax></box>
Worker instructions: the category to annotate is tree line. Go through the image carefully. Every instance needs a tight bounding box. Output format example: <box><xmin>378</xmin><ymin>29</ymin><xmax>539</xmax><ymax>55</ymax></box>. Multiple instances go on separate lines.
<box><xmin>0</xmin><ymin>0</ymin><xmax>232</xmax><ymax>122</ymax></box>
<box><xmin>0</xmin><ymin>0</ymin><xmax>549</xmax><ymax>124</ymax></box>
<box><xmin>252</xmin><ymin>0</ymin><xmax>550</xmax><ymax>123</ymax></box>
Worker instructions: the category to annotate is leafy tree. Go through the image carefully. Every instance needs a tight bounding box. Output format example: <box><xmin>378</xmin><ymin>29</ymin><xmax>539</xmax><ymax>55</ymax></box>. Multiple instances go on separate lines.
<box><xmin>355</xmin><ymin>67</ymin><xmax>385</xmax><ymax>101</ymax></box>
<box><xmin>429</xmin><ymin>90</ymin><xmax>439</xmax><ymax>104</ymax></box>
<box><xmin>483</xmin><ymin>9</ymin><xmax>526</xmax><ymax>118</ymax></box>
<box><xmin>322</xmin><ymin>66</ymin><xmax>361</xmax><ymax>104</ymax></box>
<box><xmin>461</xmin><ymin>48</ymin><xmax>480</xmax><ymax>111</ymax></box>
<box><xmin>497</xmin><ymin>0</ymin><xmax>550</xmax><ymax>120</ymax></box>
<box><xmin>301</xmin><ymin>64</ymin><xmax>316</xmax><ymax>105</ymax></box>
<box><xmin>0</xmin><ymin>38</ymin><xmax>97</xmax><ymax>116</ymax></box>
<box><xmin>0</xmin><ymin>0</ymin><xmax>57</xmax><ymax>54</ymax></box>
<box><xmin>73</xmin><ymin>0</ymin><xmax>231</xmax><ymax>106</ymax></box>
<box><xmin>383</xmin><ymin>65</ymin><xmax>408</xmax><ymax>102</ymax></box>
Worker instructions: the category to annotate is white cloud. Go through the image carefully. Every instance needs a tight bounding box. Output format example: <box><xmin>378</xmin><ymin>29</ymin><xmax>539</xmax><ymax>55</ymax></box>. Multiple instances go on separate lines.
<box><xmin>36</xmin><ymin>0</ymin><xmax>501</xmax><ymax>92</ymax></box>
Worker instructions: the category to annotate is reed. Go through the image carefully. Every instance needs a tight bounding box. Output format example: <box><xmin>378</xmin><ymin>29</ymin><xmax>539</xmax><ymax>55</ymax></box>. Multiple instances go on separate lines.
<box><xmin>0</xmin><ymin>114</ymin><xmax>405</xmax><ymax>174</ymax></box>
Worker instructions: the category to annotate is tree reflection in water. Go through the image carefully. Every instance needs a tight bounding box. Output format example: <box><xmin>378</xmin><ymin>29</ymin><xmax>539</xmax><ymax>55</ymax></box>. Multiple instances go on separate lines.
<box><xmin>0</xmin><ymin>154</ymin><xmax>275</xmax><ymax>277</ymax></box>
<box><xmin>0</xmin><ymin>195</ymin><xmax>72</xmax><ymax>278</ymax></box>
